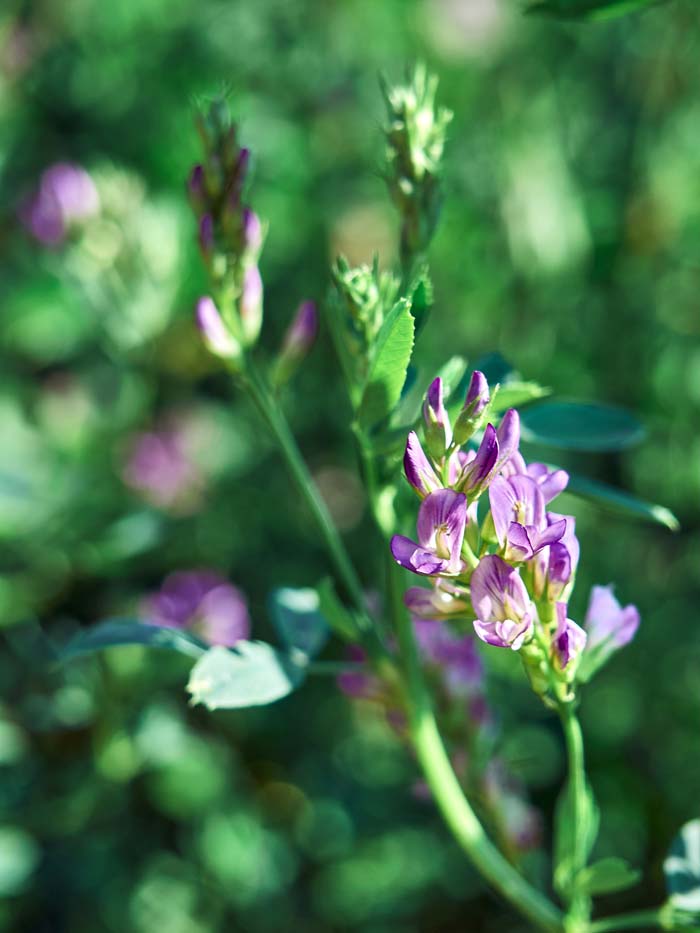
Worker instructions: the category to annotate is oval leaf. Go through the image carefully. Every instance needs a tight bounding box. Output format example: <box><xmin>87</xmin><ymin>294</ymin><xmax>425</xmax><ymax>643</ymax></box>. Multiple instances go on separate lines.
<box><xmin>357</xmin><ymin>299</ymin><xmax>415</xmax><ymax>429</ymax></box>
<box><xmin>566</xmin><ymin>473</ymin><xmax>679</xmax><ymax>532</ymax></box>
<box><xmin>665</xmin><ymin>820</ymin><xmax>700</xmax><ymax>912</ymax></box>
<box><xmin>187</xmin><ymin>642</ymin><xmax>306</xmax><ymax>710</ymax></box>
<box><xmin>521</xmin><ymin>401</ymin><xmax>645</xmax><ymax>452</ymax></box>
<box><xmin>270</xmin><ymin>587</ymin><xmax>329</xmax><ymax>659</ymax></box>
<box><xmin>491</xmin><ymin>381</ymin><xmax>551</xmax><ymax>413</ymax></box>
<box><xmin>61</xmin><ymin>620</ymin><xmax>207</xmax><ymax>661</ymax></box>
<box><xmin>577</xmin><ymin>857</ymin><xmax>641</xmax><ymax>896</ymax></box>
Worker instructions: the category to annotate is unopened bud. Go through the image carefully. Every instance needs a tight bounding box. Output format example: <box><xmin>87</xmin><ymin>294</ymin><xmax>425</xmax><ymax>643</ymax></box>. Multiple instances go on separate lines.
<box><xmin>195</xmin><ymin>296</ymin><xmax>241</xmax><ymax>361</ymax></box>
<box><xmin>242</xmin><ymin>208</ymin><xmax>262</xmax><ymax>256</ymax></box>
<box><xmin>453</xmin><ymin>370</ymin><xmax>490</xmax><ymax>444</ymax></box>
<box><xmin>273</xmin><ymin>301</ymin><xmax>318</xmax><ymax>386</ymax></box>
<box><xmin>239</xmin><ymin>265</ymin><xmax>263</xmax><ymax>346</ymax></box>
<box><xmin>422</xmin><ymin>377</ymin><xmax>452</xmax><ymax>459</ymax></box>
<box><xmin>188</xmin><ymin>165</ymin><xmax>206</xmax><ymax>215</ymax></box>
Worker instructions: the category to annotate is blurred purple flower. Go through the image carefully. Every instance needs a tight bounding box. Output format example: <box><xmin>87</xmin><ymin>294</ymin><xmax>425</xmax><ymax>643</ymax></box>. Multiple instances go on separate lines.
<box><xmin>123</xmin><ymin>421</ymin><xmax>203</xmax><ymax>512</ymax></box>
<box><xmin>21</xmin><ymin>162</ymin><xmax>99</xmax><ymax>245</ymax></box>
<box><xmin>414</xmin><ymin>619</ymin><xmax>484</xmax><ymax>696</ymax></box>
<box><xmin>143</xmin><ymin>570</ymin><xmax>250</xmax><ymax>648</ymax></box>
<box><xmin>196</xmin><ymin>295</ymin><xmax>240</xmax><ymax>359</ymax></box>
<box><xmin>405</xmin><ymin>579</ymin><xmax>470</xmax><ymax>618</ymax></box>
<box><xmin>585</xmin><ymin>585</ymin><xmax>640</xmax><ymax>652</ymax></box>
<box><xmin>336</xmin><ymin>645</ymin><xmax>382</xmax><ymax>701</ymax></box>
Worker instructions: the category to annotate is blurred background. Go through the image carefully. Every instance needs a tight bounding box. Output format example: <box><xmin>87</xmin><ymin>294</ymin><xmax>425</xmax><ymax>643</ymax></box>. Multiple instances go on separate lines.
<box><xmin>1</xmin><ymin>0</ymin><xmax>699</xmax><ymax>930</ymax></box>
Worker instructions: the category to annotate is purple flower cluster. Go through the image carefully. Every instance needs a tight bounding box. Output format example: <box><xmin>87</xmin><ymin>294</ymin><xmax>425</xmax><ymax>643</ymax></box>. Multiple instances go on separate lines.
<box><xmin>142</xmin><ymin>570</ymin><xmax>250</xmax><ymax>648</ymax></box>
<box><xmin>392</xmin><ymin>372</ymin><xmax>639</xmax><ymax>692</ymax></box>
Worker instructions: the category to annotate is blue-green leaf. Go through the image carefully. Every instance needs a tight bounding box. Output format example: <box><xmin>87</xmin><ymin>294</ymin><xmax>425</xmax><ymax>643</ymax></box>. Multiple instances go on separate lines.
<box><xmin>316</xmin><ymin>578</ymin><xmax>361</xmax><ymax>641</ymax></box>
<box><xmin>186</xmin><ymin>641</ymin><xmax>305</xmax><ymax>710</ymax></box>
<box><xmin>526</xmin><ymin>0</ymin><xmax>667</xmax><ymax>21</ymax></box>
<box><xmin>577</xmin><ymin>857</ymin><xmax>641</xmax><ymax>896</ymax></box>
<box><xmin>357</xmin><ymin>299</ymin><xmax>415</xmax><ymax>429</ymax></box>
<box><xmin>521</xmin><ymin>401</ymin><xmax>645</xmax><ymax>451</ymax></box>
<box><xmin>61</xmin><ymin>620</ymin><xmax>207</xmax><ymax>661</ymax></box>
<box><xmin>269</xmin><ymin>587</ymin><xmax>329</xmax><ymax>659</ymax></box>
<box><xmin>665</xmin><ymin>820</ymin><xmax>700</xmax><ymax>912</ymax></box>
<box><xmin>566</xmin><ymin>473</ymin><xmax>679</xmax><ymax>532</ymax></box>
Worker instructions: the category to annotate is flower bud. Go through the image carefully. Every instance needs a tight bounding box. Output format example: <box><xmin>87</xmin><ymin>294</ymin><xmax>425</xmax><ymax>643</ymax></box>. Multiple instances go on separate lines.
<box><xmin>273</xmin><ymin>301</ymin><xmax>318</xmax><ymax>386</ymax></box>
<box><xmin>198</xmin><ymin>214</ymin><xmax>215</xmax><ymax>262</ymax></box>
<box><xmin>423</xmin><ymin>377</ymin><xmax>452</xmax><ymax>459</ymax></box>
<box><xmin>242</xmin><ymin>208</ymin><xmax>262</xmax><ymax>256</ymax></box>
<box><xmin>195</xmin><ymin>296</ymin><xmax>241</xmax><ymax>361</ymax></box>
<box><xmin>453</xmin><ymin>370</ymin><xmax>490</xmax><ymax>444</ymax></box>
<box><xmin>187</xmin><ymin>164</ymin><xmax>206</xmax><ymax>215</ymax></box>
<box><xmin>239</xmin><ymin>265</ymin><xmax>263</xmax><ymax>346</ymax></box>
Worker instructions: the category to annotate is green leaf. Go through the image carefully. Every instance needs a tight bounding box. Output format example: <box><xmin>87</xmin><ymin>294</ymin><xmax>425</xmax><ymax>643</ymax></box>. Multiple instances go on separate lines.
<box><xmin>566</xmin><ymin>473</ymin><xmax>680</xmax><ymax>532</ymax></box>
<box><xmin>187</xmin><ymin>642</ymin><xmax>306</xmax><ymax>710</ymax></box>
<box><xmin>526</xmin><ymin>0</ymin><xmax>667</xmax><ymax>21</ymax></box>
<box><xmin>521</xmin><ymin>401</ymin><xmax>646</xmax><ymax>451</ymax></box>
<box><xmin>0</xmin><ymin>827</ymin><xmax>40</xmax><ymax>896</ymax></box>
<box><xmin>316</xmin><ymin>577</ymin><xmax>361</xmax><ymax>641</ymax></box>
<box><xmin>665</xmin><ymin>820</ymin><xmax>700</xmax><ymax>912</ymax></box>
<box><xmin>577</xmin><ymin>857</ymin><xmax>641</xmax><ymax>896</ymax></box>
<box><xmin>554</xmin><ymin>778</ymin><xmax>600</xmax><ymax>898</ymax></box>
<box><xmin>269</xmin><ymin>587</ymin><xmax>329</xmax><ymax>659</ymax></box>
<box><xmin>61</xmin><ymin>620</ymin><xmax>207</xmax><ymax>661</ymax></box>
<box><xmin>491</xmin><ymin>380</ymin><xmax>551</xmax><ymax>413</ymax></box>
<box><xmin>357</xmin><ymin>299</ymin><xmax>415</xmax><ymax>429</ymax></box>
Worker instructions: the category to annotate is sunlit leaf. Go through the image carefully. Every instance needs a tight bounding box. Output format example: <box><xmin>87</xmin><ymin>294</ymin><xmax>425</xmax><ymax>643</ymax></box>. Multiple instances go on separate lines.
<box><xmin>665</xmin><ymin>820</ymin><xmax>700</xmax><ymax>912</ymax></box>
<box><xmin>269</xmin><ymin>587</ymin><xmax>329</xmax><ymax>659</ymax></box>
<box><xmin>521</xmin><ymin>401</ymin><xmax>645</xmax><ymax>451</ymax></box>
<box><xmin>566</xmin><ymin>473</ymin><xmax>679</xmax><ymax>532</ymax></box>
<box><xmin>357</xmin><ymin>299</ymin><xmax>415</xmax><ymax>429</ymax></box>
<box><xmin>577</xmin><ymin>857</ymin><xmax>641</xmax><ymax>896</ymax></box>
<box><xmin>491</xmin><ymin>380</ymin><xmax>551</xmax><ymax>412</ymax></box>
<box><xmin>526</xmin><ymin>0</ymin><xmax>668</xmax><ymax>21</ymax></box>
<box><xmin>61</xmin><ymin>620</ymin><xmax>207</xmax><ymax>661</ymax></box>
<box><xmin>187</xmin><ymin>642</ymin><xmax>305</xmax><ymax>710</ymax></box>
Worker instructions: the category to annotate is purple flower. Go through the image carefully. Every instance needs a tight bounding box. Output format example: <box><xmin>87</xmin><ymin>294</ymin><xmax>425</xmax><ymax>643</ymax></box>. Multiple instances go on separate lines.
<box><xmin>454</xmin><ymin>370</ymin><xmax>490</xmax><ymax>444</ymax></box>
<box><xmin>391</xmin><ymin>489</ymin><xmax>468</xmax><ymax>577</ymax></box>
<box><xmin>534</xmin><ymin>513</ymin><xmax>580</xmax><ymax>600</ymax></box>
<box><xmin>423</xmin><ymin>377</ymin><xmax>452</xmax><ymax>459</ymax></box>
<box><xmin>123</xmin><ymin>422</ymin><xmax>202</xmax><ymax>512</ymax></box>
<box><xmin>143</xmin><ymin>570</ymin><xmax>250</xmax><ymax>647</ymax></box>
<box><xmin>195</xmin><ymin>296</ymin><xmax>240</xmax><ymax>360</ymax></box>
<box><xmin>405</xmin><ymin>580</ymin><xmax>470</xmax><ymax>618</ymax></box>
<box><xmin>242</xmin><ymin>208</ymin><xmax>263</xmax><ymax>255</ymax></box>
<box><xmin>414</xmin><ymin>619</ymin><xmax>484</xmax><ymax>696</ymax></box>
<box><xmin>585</xmin><ymin>585</ymin><xmax>640</xmax><ymax>652</ymax></box>
<box><xmin>553</xmin><ymin>602</ymin><xmax>587</xmax><ymax>670</ymax></box>
<box><xmin>494</xmin><ymin>409</ymin><xmax>521</xmax><ymax>472</ymax></box>
<box><xmin>21</xmin><ymin>162</ymin><xmax>99</xmax><ymax>245</ymax></box>
<box><xmin>526</xmin><ymin>462</ymin><xmax>569</xmax><ymax>503</ymax></box>
<box><xmin>240</xmin><ymin>264</ymin><xmax>263</xmax><ymax>345</ymax></box>
<box><xmin>404</xmin><ymin>431</ymin><xmax>442</xmax><ymax>498</ymax></box>
<box><xmin>489</xmin><ymin>475</ymin><xmax>566</xmax><ymax>562</ymax></box>
<box><xmin>470</xmin><ymin>554</ymin><xmax>534</xmax><ymax>650</ymax></box>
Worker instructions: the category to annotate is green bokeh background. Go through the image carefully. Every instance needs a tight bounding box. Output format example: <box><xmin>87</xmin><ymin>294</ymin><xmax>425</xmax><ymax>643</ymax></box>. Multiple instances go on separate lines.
<box><xmin>1</xmin><ymin>0</ymin><xmax>699</xmax><ymax>930</ymax></box>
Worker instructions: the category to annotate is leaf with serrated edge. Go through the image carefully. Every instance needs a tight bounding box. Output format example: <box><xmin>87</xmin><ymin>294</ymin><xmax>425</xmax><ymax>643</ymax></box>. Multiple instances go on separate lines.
<box><xmin>357</xmin><ymin>299</ymin><xmax>415</xmax><ymax>429</ymax></box>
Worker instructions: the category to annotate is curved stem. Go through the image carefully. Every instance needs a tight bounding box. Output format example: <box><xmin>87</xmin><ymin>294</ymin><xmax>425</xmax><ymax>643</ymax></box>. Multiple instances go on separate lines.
<box><xmin>589</xmin><ymin>908</ymin><xmax>669</xmax><ymax>932</ymax></box>
<box><xmin>390</xmin><ymin>560</ymin><xmax>564</xmax><ymax>933</ymax></box>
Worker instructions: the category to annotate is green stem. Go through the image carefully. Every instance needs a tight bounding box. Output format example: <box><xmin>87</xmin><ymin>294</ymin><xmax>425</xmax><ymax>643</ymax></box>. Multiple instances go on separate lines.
<box><xmin>559</xmin><ymin>702</ymin><xmax>590</xmax><ymax>925</ymax></box>
<box><xmin>243</xmin><ymin>360</ymin><xmax>368</xmax><ymax>619</ymax></box>
<box><xmin>389</xmin><ymin>559</ymin><xmax>564</xmax><ymax>933</ymax></box>
<box><xmin>589</xmin><ymin>908</ymin><xmax>670</xmax><ymax>932</ymax></box>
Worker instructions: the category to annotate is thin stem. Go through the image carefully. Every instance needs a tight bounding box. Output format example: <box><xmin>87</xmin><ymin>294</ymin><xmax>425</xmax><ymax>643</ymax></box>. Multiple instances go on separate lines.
<box><xmin>389</xmin><ymin>558</ymin><xmax>564</xmax><ymax>933</ymax></box>
<box><xmin>243</xmin><ymin>360</ymin><xmax>368</xmax><ymax>621</ymax></box>
<box><xmin>558</xmin><ymin>702</ymin><xmax>591</xmax><ymax>926</ymax></box>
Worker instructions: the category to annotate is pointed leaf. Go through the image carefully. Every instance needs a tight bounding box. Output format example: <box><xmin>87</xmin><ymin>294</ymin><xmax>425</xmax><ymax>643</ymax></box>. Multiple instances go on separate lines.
<box><xmin>521</xmin><ymin>401</ymin><xmax>645</xmax><ymax>451</ymax></box>
<box><xmin>526</xmin><ymin>0</ymin><xmax>667</xmax><ymax>20</ymax></box>
<box><xmin>491</xmin><ymin>381</ymin><xmax>551</xmax><ymax>413</ymax></box>
<box><xmin>61</xmin><ymin>620</ymin><xmax>207</xmax><ymax>661</ymax></box>
<box><xmin>554</xmin><ymin>778</ymin><xmax>600</xmax><ymax>898</ymax></box>
<box><xmin>357</xmin><ymin>299</ymin><xmax>415</xmax><ymax>429</ymax></box>
<box><xmin>566</xmin><ymin>472</ymin><xmax>679</xmax><ymax>532</ymax></box>
<box><xmin>577</xmin><ymin>857</ymin><xmax>641</xmax><ymax>896</ymax></box>
<box><xmin>269</xmin><ymin>587</ymin><xmax>329</xmax><ymax>659</ymax></box>
<box><xmin>665</xmin><ymin>820</ymin><xmax>700</xmax><ymax>912</ymax></box>
<box><xmin>406</xmin><ymin>265</ymin><xmax>433</xmax><ymax>335</ymax></box>
<box><xmin>187</xmin><ymin>641</ymin><xmax>306</xmax><ymax>710</ymax></box>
